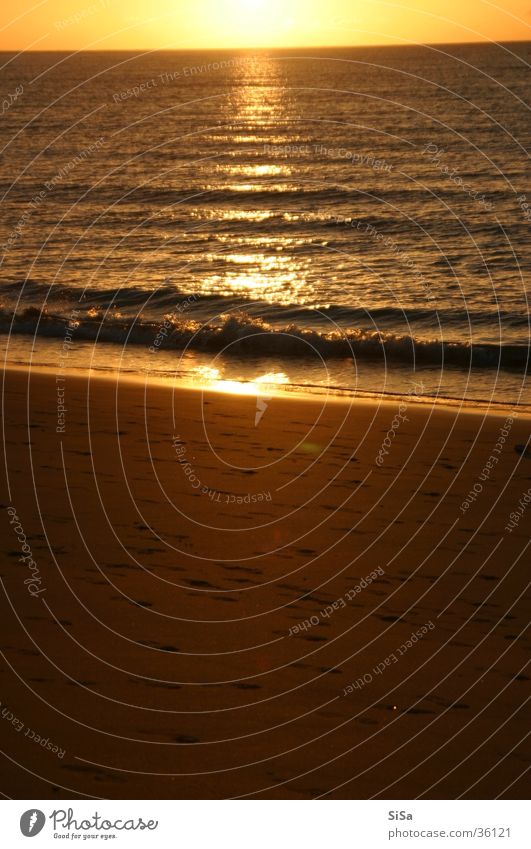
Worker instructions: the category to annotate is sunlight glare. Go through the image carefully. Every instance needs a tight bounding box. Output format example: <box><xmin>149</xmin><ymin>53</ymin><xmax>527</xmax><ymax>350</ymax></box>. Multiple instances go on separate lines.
<box><xmin>203</xmin><ymin>0</ymin><xmax>304</xmax><ymax>46</ymax></box>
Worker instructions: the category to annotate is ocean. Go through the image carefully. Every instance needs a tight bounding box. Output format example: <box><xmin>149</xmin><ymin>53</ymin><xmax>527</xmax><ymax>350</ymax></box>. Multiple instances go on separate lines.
<box><xmin>0</xmin><ymin>43</ymin><xmax>529</xmax><ymax>406</ymax></box>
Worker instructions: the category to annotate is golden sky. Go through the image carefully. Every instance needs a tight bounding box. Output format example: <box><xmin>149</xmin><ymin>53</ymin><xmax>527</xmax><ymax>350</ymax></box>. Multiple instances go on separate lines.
<box><xmin>0</xmin><ymin>0</ymin><xmax>529</xmax><ymax>50</ymax></box>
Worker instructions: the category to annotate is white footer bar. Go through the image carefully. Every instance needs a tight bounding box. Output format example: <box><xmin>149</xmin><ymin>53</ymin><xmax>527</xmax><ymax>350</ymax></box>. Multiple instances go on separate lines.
<box><xmin>2</xmin><ymin>800</ymin><xmax>529</xmax><ymax>848</ymax></box>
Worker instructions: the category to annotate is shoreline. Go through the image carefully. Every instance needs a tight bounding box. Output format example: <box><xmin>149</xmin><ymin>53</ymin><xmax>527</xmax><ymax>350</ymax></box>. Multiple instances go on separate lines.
<box><xmin>3</xmin><ymin>363</ymin><xmax>530</xmax><ymax>419</ymax></box>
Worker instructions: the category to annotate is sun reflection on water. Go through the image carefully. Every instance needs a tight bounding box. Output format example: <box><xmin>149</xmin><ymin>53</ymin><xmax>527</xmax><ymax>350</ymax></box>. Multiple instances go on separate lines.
<box><xmin>216</xmin><ymin>164</ymin><xmax>288</xmax><ymax>178</ymax></box>
<box><xmin>194</xmin><ymin>56</ymin><xmax>311</xmax><ymax>308</ymax></box>
<box><xmin>188</xmin><ymin>366</ymin><xmax>289</xmax><ymax>397</ymax></box>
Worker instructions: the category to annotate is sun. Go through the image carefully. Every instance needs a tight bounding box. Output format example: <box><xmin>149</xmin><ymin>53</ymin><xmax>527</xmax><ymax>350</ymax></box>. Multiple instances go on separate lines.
<box><xmin>235</xmin><ymin>0</ymin><xmax>270</xmax><ymax>19</ymax></box>
<box><xmin>216</xmin><ymin>0</ymin><xmax>296</xmax><ymax>43</ymax></box>
<box><xmin>190</xmin><ymin>0</ymin><xmax>309</xmax><ymax>48</ymax></box>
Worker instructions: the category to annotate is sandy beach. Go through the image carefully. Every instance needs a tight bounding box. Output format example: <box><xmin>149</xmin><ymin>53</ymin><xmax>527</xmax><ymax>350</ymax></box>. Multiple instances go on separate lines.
<box><xmin>0</xmin><ymin>366</ymin><xmax>529</xmax><ymax>799</ymax></box>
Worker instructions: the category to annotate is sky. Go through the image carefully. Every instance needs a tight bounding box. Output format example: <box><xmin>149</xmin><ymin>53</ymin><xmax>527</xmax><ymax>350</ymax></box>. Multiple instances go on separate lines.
<box><xmin>0</xmin><ymin>0</ymin><xmax>529</xmax><ymax>51</ymax></box>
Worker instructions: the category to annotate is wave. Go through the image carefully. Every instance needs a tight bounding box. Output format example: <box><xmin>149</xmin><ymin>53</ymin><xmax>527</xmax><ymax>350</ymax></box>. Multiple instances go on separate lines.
<box><xmin>1</xmin><ymin>307</ymin><xmax>528</xmax><ymax>372</ymax></box>
<box><xmin>3</xmin><ymin>279</ymin><xmax>530</xmax><ymax>328</ymax></box>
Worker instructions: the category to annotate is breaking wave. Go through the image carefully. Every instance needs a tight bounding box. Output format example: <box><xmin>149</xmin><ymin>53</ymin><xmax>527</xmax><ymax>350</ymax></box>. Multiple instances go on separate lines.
<box><xmin>1</xmin><ymin>306</ymin><xmax>528</xmax><ymax>372</ymax></box>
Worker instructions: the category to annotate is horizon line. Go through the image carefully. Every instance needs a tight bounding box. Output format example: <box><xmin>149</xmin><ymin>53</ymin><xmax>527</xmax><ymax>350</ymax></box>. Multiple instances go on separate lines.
<box><xmin>0</xmin><ymin>38</ymin><xmax>530</xmax><ymax>54</ymax></box>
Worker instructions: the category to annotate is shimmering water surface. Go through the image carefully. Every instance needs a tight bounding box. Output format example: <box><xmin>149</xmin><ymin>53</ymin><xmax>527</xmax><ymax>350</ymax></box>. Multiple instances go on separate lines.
<box><xmin>0</xmin><ymin>45</ymin><xmax>529</xmax><ymax>404</ymax></box>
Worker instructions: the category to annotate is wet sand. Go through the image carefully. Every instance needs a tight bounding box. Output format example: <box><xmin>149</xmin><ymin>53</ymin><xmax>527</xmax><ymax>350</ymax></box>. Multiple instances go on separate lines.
<box><xmin>0</xmin><ymin>366</ymin><xmax>529</xmax><ymax>799</ymax></box>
